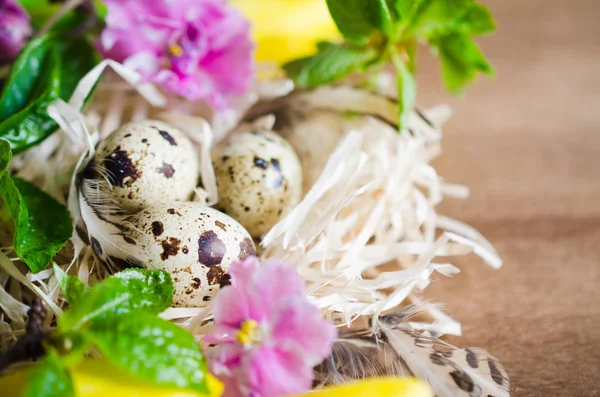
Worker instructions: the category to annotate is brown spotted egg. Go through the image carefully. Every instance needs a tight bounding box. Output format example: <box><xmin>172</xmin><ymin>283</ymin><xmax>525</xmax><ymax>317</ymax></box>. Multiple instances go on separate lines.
<box><xmin>93</xmin><ymin>120</ymin><xmax>199</xmax><ymax>213</ymax></box>
<box><xmin>122</xmin><ymin>202</ymin><xmax>255</xmax><ymax>307</ymax></box>
<box><xmin>213</xmin><ymin>130</ymin><xmax>302</xmax><ymax>238</ymax></box>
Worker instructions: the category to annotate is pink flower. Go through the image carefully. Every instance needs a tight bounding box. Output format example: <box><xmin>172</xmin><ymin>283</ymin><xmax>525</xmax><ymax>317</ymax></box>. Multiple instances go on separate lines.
<box><xmin>0</xmin><ymin>0</ymin><xmax>32</xmax><ymax>66</ymax></box>
<box><xmin>206</xmin><ymin>257</ymin><xmax>337</xmax><ymax>397</ymax></box>
<box><xmin>98</xmin><ymin>0</ymin><xmax>254</xmax><ymax>110</ymax></box>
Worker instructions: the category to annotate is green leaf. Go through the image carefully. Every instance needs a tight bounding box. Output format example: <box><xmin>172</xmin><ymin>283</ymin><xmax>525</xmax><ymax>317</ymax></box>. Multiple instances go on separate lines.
<box><xmin>434</xmin><ymin>33</ymin><xmax>494</xmax><ymax>93</ymax></box>
<box><xmin>403</xmin><ymin>0</ymin><xmax>473</xmax><ymax>38</ymax></box>
<box><xmin>284</xmin><ymin>43</ymin><xmax>378</xmax><ymax>88</ymax></box>
<box><xmin>59</xmin><ymin>269</ymin><xmax>174</xmax><ymax>331</ymax></box>
<box><xmin>0</xmin><ymin>139</ymin><xmax>10</xmax><ymax>172</ymax></box>
<box><xmin>395</xmin><ymin>0</ymin><xmax>423</xmax><ymax>23</ymax></box>
<box><xmin>315</xmin><ymin>41</ymin><xmax>336</xmax><ymax>52</ymax></box>
<box><xmin>94</xmin><ymin>0</ymin><xmax>108</xmax><ymax>20</ymax></box>
<box><xmin>22</xmin><ymin>351</ymin><xmax>75</xmax><ymax>397</ymax></box>
<box><xmin>0</xmin><ymin>48</ymin><xmax>62</xmax><ymax>153</ymax></box>
<box><xmin>392</xmin><ymin>53</ymin><xmax>416</xmax><ymax>131</ymax></box>
<box><xmin>326</xmin><ymin>0</ymin><xmax>398</xmax><ymax>43</ymax></box>
<box><xmin>395</xmin><ymin>0</ymin><xmax>428</xmax><ymax>35</ymax></box>
<box><xmin>53</xmin><ymin>264</ymin><xmax>87</xmax><ymax>305</ymax></box>
<box><xmin>19</xmin><ymin>0</ymin><xmax>101</xmax><ymax>30</ymax></box>
<box><xmin>112</xmin><ymin>268</ymin><xmax>175</xmax><ymax>310</ymax></box>
<box><xmin>57</xmin><ymin>38</ymin><xmax>100</xmax><ymax>102</ymax></box>
<box><xmin>326</xmin><ymin>0</ymin><xmax>377</xmax><ymax>44</ymax></box>
<box><xmin>0</xmin><ymin>35</ymin><xmax>53</xmax><ymax>121</ymax></box>
<box><xmin>13</xmin><ymin>177</ymin><xmax>73</xmax><ymax>271</ymax></box>
<box><xmin>0</xmin><ymin>174</ymin><xmax>73</xmax><ymax>273</ymax></box>
<box><xmin>371</xmin><ymin>0</ymin><xmax>396</xmax><ymax>36</ymax></box>
<box><xmin>453</xmin><ymin>2</ymin><xmax>496</xmax><ymax>35</ymax></box>
<box><xmin>0</xmin><ymin>34</ymin><xmax>99</xmax><ymax>153</ymax></box>
<box><xmin>87</xmin><ymin>313</ymin><xmax>209</xmax><ymax>394</ymax></box>
<box><xmin>18</xmin><ymin>0</ymin><xmax>62</xmax><ymax>29</ymax></box>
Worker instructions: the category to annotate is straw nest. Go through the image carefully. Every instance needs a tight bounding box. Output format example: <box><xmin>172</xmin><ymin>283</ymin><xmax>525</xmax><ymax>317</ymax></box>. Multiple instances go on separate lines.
<box><xmin>0</xmin><ymin>61</ymin><xmax>501</xmax><ymax>350</ymax></box>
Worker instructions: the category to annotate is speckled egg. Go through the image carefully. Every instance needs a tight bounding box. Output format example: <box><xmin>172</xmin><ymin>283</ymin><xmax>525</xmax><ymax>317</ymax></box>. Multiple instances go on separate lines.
<box><xmin>213</xmin><ymin>130</ymin><xmax>302</xmax><ymax>238</ymax></box>
<box><xmin>92</xmin><ymin>120</ymin><xmax>199</xmax><ymax>213</ymax></box>
<box><xmin>122</xmin><ymin>202</ymin><xmax>255</xmax><ymax>307</ymax></box>
<box><xmin>279</xmin><ymin>109</ymin><xmax>398</xmax><ymax>192</ymax></box>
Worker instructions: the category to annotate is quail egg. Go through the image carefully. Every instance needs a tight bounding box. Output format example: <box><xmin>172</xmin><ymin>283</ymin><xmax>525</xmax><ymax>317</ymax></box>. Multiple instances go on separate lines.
<box><xmin>280</xmin><ymin>109</ymin><xmax>398</xmax><ymax>192</ymax></box>
<box><xmin>213</xmin><ymin>130</ymin><xmax>302</xmax><ymax>238</ymax></box>
<box><xmin>92</xmin><ymin>120</ymin><xmax>199</xmax><ymax>213</ymax></box>
<box><xmin>121</xmin><ymin>202</ymin><xmax>255</xmax><ymax>307</ymax></box>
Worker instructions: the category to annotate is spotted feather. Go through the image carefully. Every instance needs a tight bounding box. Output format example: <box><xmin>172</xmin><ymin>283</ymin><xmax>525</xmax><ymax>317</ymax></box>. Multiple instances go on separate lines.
<box><xmin>78</xmin><ymin>178</ymin><xmax>143</xmax><ymax>272</ymax></box>
<box><xmin>315</xmin><ymin>311</ymin><xmax>510</xmax><ymax>397</ymax></box>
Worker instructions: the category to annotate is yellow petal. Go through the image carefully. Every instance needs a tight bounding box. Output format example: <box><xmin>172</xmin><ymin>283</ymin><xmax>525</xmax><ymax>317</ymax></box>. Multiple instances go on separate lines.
<box><xmin>231</xmin><ymin>0</ymin><xmax>340</xmax><ymax>64</ymax></box>
<box><xmin>0</xmin><ymin>359</ymin><xmax>223</xmax><ymax>397</ymax></box>
<box><xmin>291</xmin><ymin>377</ymin><xmax>434</xmax><ymax>397</ymax></box>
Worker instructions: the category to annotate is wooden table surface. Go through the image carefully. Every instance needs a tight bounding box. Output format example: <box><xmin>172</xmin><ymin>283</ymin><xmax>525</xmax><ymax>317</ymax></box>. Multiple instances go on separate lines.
<box><xmin>415</xmin><ymin>1</ymin><xmax>600</xmax><ymax>395</ymax></box>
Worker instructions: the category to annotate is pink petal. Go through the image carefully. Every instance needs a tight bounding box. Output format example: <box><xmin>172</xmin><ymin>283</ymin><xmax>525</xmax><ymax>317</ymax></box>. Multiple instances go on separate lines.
<box><xmin>212</xmin><ymin>258</ymin><xmax>271</xmax><ymax>328</ymax></box>
<box><xmin>123</xmin><ymin>51</ymin><xmax>161</xmax><ymax>77</ymax></box>
<box><xmin>229</xmin><ymin>256</ymin><xmax>261</xmax><ymax>286</ymax></box>
<box><xmin>98</xmin><ymin>28</ymin><xmax>163</xmax><ymax>64</ymax></box>
<box><xmin>271</xmin><ymin>299</ymin><xmax>337</xmax><ymax>367</ymax></box>
<box><xmin>219</xmin><ymin>375</ymin><xmax>246</xmax><ymax>397</ymax></box>
<box><xmin>207</xmin><ymin>343</ymin><xmax>244</xmax><ymax>375</ymax></box>
<box><xmin>104</xmin><ymin>0</ymin><xmax>170</xmax><ymax>27</ymax></box>
<box><xmin>213</xmin><ymin>281</ymin><xmax>254</xmax><ymax>328</ymax></box>
<box><xmin>202</xmin><ymin>323</ymin><xmax>238</xmax><ymax>345</ymax></box>
<box><xmin>206</xmin><ymin>343</ymin><xmax>247</xmax><ymax>397</ymax></box>
<box><xmin>261</xmin><ymin>262</ymin><xmax>307</xmax><ymax>302</ymax></box>
<box><xmin>98</xmin><ymin>0</ymin><xmax>254</xmax><ymax>110</ymax></box>
<box><xmin>245</xmin><ymin>346</ymin><xmax>313</xmax><ymax>397</ymax></box>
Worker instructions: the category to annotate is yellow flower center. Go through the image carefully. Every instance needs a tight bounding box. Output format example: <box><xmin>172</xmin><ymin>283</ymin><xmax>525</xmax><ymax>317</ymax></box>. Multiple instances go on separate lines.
<box><xmin>169</xmin><ymin>44</ymin><xmax>184</xmax><ymax>57</ymax></box>
<box><xmin>236</xmin><ymin>320</ymin><xmax>260</xmax><ymax>346</ymax></box>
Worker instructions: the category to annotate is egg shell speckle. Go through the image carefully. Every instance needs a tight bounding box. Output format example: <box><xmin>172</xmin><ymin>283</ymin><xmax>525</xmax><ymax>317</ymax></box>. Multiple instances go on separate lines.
<box><xmin>213</xmin><ymin>130</ymin><xmax>302</xmax><ymax>238</ymax></box>
<box><xmin>93</xmin><ymin>120</ymin><xmax>199</xmax><ymax>213</ymax></box>
<box><xmin>123</xmin><ymin>202</ymin><xmax>255</xmax><ymax>307</ymax></box>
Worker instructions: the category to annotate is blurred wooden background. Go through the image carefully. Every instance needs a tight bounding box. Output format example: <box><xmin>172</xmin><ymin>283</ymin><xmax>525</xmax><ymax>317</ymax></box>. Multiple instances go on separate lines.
<box><xmin>415</xmin><ymin>0</ymin><xmax>600</xmax><ymax>395</ymax></box>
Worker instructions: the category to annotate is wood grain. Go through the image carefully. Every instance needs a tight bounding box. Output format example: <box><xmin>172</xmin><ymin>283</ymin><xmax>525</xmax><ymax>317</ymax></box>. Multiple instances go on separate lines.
<box><xmin>413</xmin><ymin>1</ymin><xmax>600</xmax><ymax>395</ymax></box>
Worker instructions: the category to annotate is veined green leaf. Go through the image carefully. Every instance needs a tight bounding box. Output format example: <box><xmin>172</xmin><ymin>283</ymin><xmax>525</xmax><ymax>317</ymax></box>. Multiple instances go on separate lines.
<box><xmin>434</xmin><ymin>33</ymin><xmax>494</xmax><ymax>93</ymax></box>
<box><xmin>0</xmin><ymin>148</ymin><xmax>73</xmax><ymax>273</ymax></box>
<box><xmin>0</xmin><ymin>176</ymin><xmax>73</xmax><ymax>273</ymax></box>
<box><xmin>284</xmin><ymin>43</ymin><xmax>378</xmax><ymax>88</ymax></box>
<box><xmin>87</xmin><ymin>313</ymin><xmax>209</xmax><ymax>394</ymax></box>
<box><xmin>22</xmin><ymin>350</ymin><xmax>75</xmax><ymax>397</ymax></box>
<box><xmin>59</xmin><ymin>269</ymin><xmax>174</xmax><ymax>331</ymax></box>
<box><xmin>54</xmin><ymin>264</ymin><xmax>87</xmax><ymax>305</ymax></box>
<box><xmin>112</xmin><ymin>268</ymin><xmax>175</xmax><ymax>309</ymax></box>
